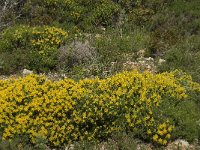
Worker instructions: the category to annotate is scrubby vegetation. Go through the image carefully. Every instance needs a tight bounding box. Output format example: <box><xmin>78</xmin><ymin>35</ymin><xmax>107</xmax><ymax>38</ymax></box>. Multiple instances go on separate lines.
<box><xmin>1</xmin><ymin>70</ymin><xmax>199</xmax><ymax>149</ymax></box>
<box><xmin>0</xmin><ymin>0</ymin><xmax>200</xmax><ymax>149</ymax></box>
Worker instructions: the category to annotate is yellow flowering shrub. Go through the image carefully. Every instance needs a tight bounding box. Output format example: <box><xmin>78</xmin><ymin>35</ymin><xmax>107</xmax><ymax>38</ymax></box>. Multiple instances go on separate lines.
<box><xmin>31</xmin><ymin>26</ymin><xmax>68</xmax><ymax>55</ymax></box>
<box><xmin>0</xmin><ymin>25</ymin><xmax>68</xmax><ymax>73</ymax></box>
<box><xmin>152</xmin><ymin>122</ymin><xmax>174</xmax><ymax>145</ymax></box>
<box><xmin>0</xmin><ymin>70</ymin><xmax>199</xmax><ymax>147</ymax></box>
<box><xmin>1</xmin><ymin>25</ymin><xmax>67</xmax><ymax>50</ymax></box>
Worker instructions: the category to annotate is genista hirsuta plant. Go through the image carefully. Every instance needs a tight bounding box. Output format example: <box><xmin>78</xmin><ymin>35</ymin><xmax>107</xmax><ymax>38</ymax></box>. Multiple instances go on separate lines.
<box><xmin>0</xmin><ymin>70</ymin><xmax>199</xmax><ymax>147</ymax></box>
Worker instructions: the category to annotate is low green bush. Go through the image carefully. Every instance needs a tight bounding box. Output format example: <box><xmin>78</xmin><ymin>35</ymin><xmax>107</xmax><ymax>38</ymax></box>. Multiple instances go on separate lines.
<box><xmin>22</xmin><ymin>0</ymin><xmax>120</xmax><ymax>30</ymax></box>
<box><xmin>16</xmin><ymin>0</ymin><xmax>171</xmax><ymax>30</ymax></box>
<box><xmin>159</xmin><ymin>36</ymin><xmax>200</xmax><ymax>83</ymax></box>
<box><xmin>93</xmin><ymin>26</ymin><xmax>151</xmax><ymax>64</ymax></box>
<box><xmin>148</xmin><ymin>0</ymin><xmax>200</xmax><ymax>56</ymax></box>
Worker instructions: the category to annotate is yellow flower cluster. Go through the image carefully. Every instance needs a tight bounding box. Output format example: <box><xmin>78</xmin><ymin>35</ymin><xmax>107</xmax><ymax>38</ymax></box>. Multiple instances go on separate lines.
<box><xmin>3</xmin><ymin>25</ymin><xmax>68</xmax><ymax>56</ymax></box>
<box><xmin>31</xmin><ymin>26</ymin><xmax>68</xmax><ymax>50</ymax></box>
<box><xmin>12</xmin><ymin>26</ymin><xmax>30</xmax><ymax>41</ymax></box>
<box><xmin>151</xmin><ymin>121</ymin><xmax>174</xmax><ymax>145</ymax></box>
<box><xmin>30</xmin><ymin>26</ymin><xmax>68</xmax><ymax>56</ymax></box>
<box><xmin>0</xmin><ymin>70</ymin><xmax>199</xmax><ymax>147</ymax></box>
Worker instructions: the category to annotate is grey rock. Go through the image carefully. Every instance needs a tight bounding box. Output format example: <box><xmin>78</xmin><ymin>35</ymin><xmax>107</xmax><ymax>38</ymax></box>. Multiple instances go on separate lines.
<box><xmin>22</xmin><ymin>69</ymin><xmax>33</xmax><ymax>75</ymax></box>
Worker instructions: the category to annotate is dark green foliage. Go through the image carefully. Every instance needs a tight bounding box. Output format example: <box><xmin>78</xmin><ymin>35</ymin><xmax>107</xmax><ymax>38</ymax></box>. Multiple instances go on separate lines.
<box><xmin>159</xmin><ymin>36</ymin><xmax>200</xmax><ymax>82</ymax></box>
<box><xmin>93</xmin><ymin>26</ymin><xmax>151</xmax><ymax>63</ymax></box>
<box><xmin>1</xmin><ymin>0</ymin><xmax>170</xmax><ymax>30</ymax></box>
<box><xmin>160</xmin><ymin>96</ymin><xmax>200</xmax><ymax>142</ymax></box>
<box><xmin>22</xmin><ymin>0</ymin><xmax>120</xmax><ymax>30</ymax></box>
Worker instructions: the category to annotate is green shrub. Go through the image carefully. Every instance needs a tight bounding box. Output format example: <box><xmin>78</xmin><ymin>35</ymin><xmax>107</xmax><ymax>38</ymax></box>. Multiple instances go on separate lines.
<box><xmin>22</xmin><ymin>0</ymin><xmax>120</xmax><ymax>30</ymax></box>
<box><xmin>119</xmin><ymin>0</ymin><xmax>169</xmax><ymax>25</ymax></box>
<box><xmin>159</xmin><ymin>36</ymin><xmax>200</xmax><ymax>82</ymax></box>
<box><xmin>148</xmin><ymin>0</ymin><xmax>200</xmax><ymax>56</ymax></box>
<box><xmin>0</xmin><ymin>135</ymin><xmax>40</xmax><ymax>150</ymax></box>
<box><xmin>168</xmin><ymin>0</ymin><xmax>200</xmax><ymax>16</ymax></box>
<box><xmin>1</xmin><ymin>0</ymin><xmax>171</xmax><ymax>32</ymax></box>
<box><xmin>0</xmin><ymin>25</ymin><xmax>68</xmax><ymax>73</ymax></box>
<box><xmin>18</xmin><ymin>0</ymin><xmax>171</xmax><ymax>30</ymax></box>
<box><xmin>171</xmin><ymin>100</ymin><xmax>200</xmax><ymax>142</ymax></box>
<box><xmin>93</xmin><ymin>26</ymin><xmax>151</xmax><ymax>64</ymax></box>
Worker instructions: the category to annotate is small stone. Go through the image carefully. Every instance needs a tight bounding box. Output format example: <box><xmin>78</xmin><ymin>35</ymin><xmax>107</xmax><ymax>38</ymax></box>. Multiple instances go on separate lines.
<box><xmin>101</xmin><ymin>27</ymin><xmax>106</xmax><ymax>31</ymax></box>
<box><xmin>137</xmin><ymin>49</ymin><xmax>145</xmax><ymax>57</ymax></box>
<box><xmin>166</xmin><ymin>139</ymin><xmax>190</xmax><ymax>150</ymax></box>
<box><xmin>65</xmin><ymin>144</ymin><xmax>74</xmax><ymax>150</ymax></box>
<box><xmin>158</xmin><ymin>58</ymin><xmax>166</xmax><ymax>65</ymax></box>
<box><xmin>145</xmin><ymin>57</ymin><xmax>154</xmax><ymax>61</ymax></box>
<box><xmin>174</xmin><ymin>139</ymin><xmax>189</xmax><ymax>147</ymax></box>
<box><xmin>22</xmin><ymin>69</ymin><xmax>33</xmax><ymax>76</ymax></box>
<box><xmin>147</xmin><ymin>65</ymin><xmax>151</xmax><ymax>69</ymax></box>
